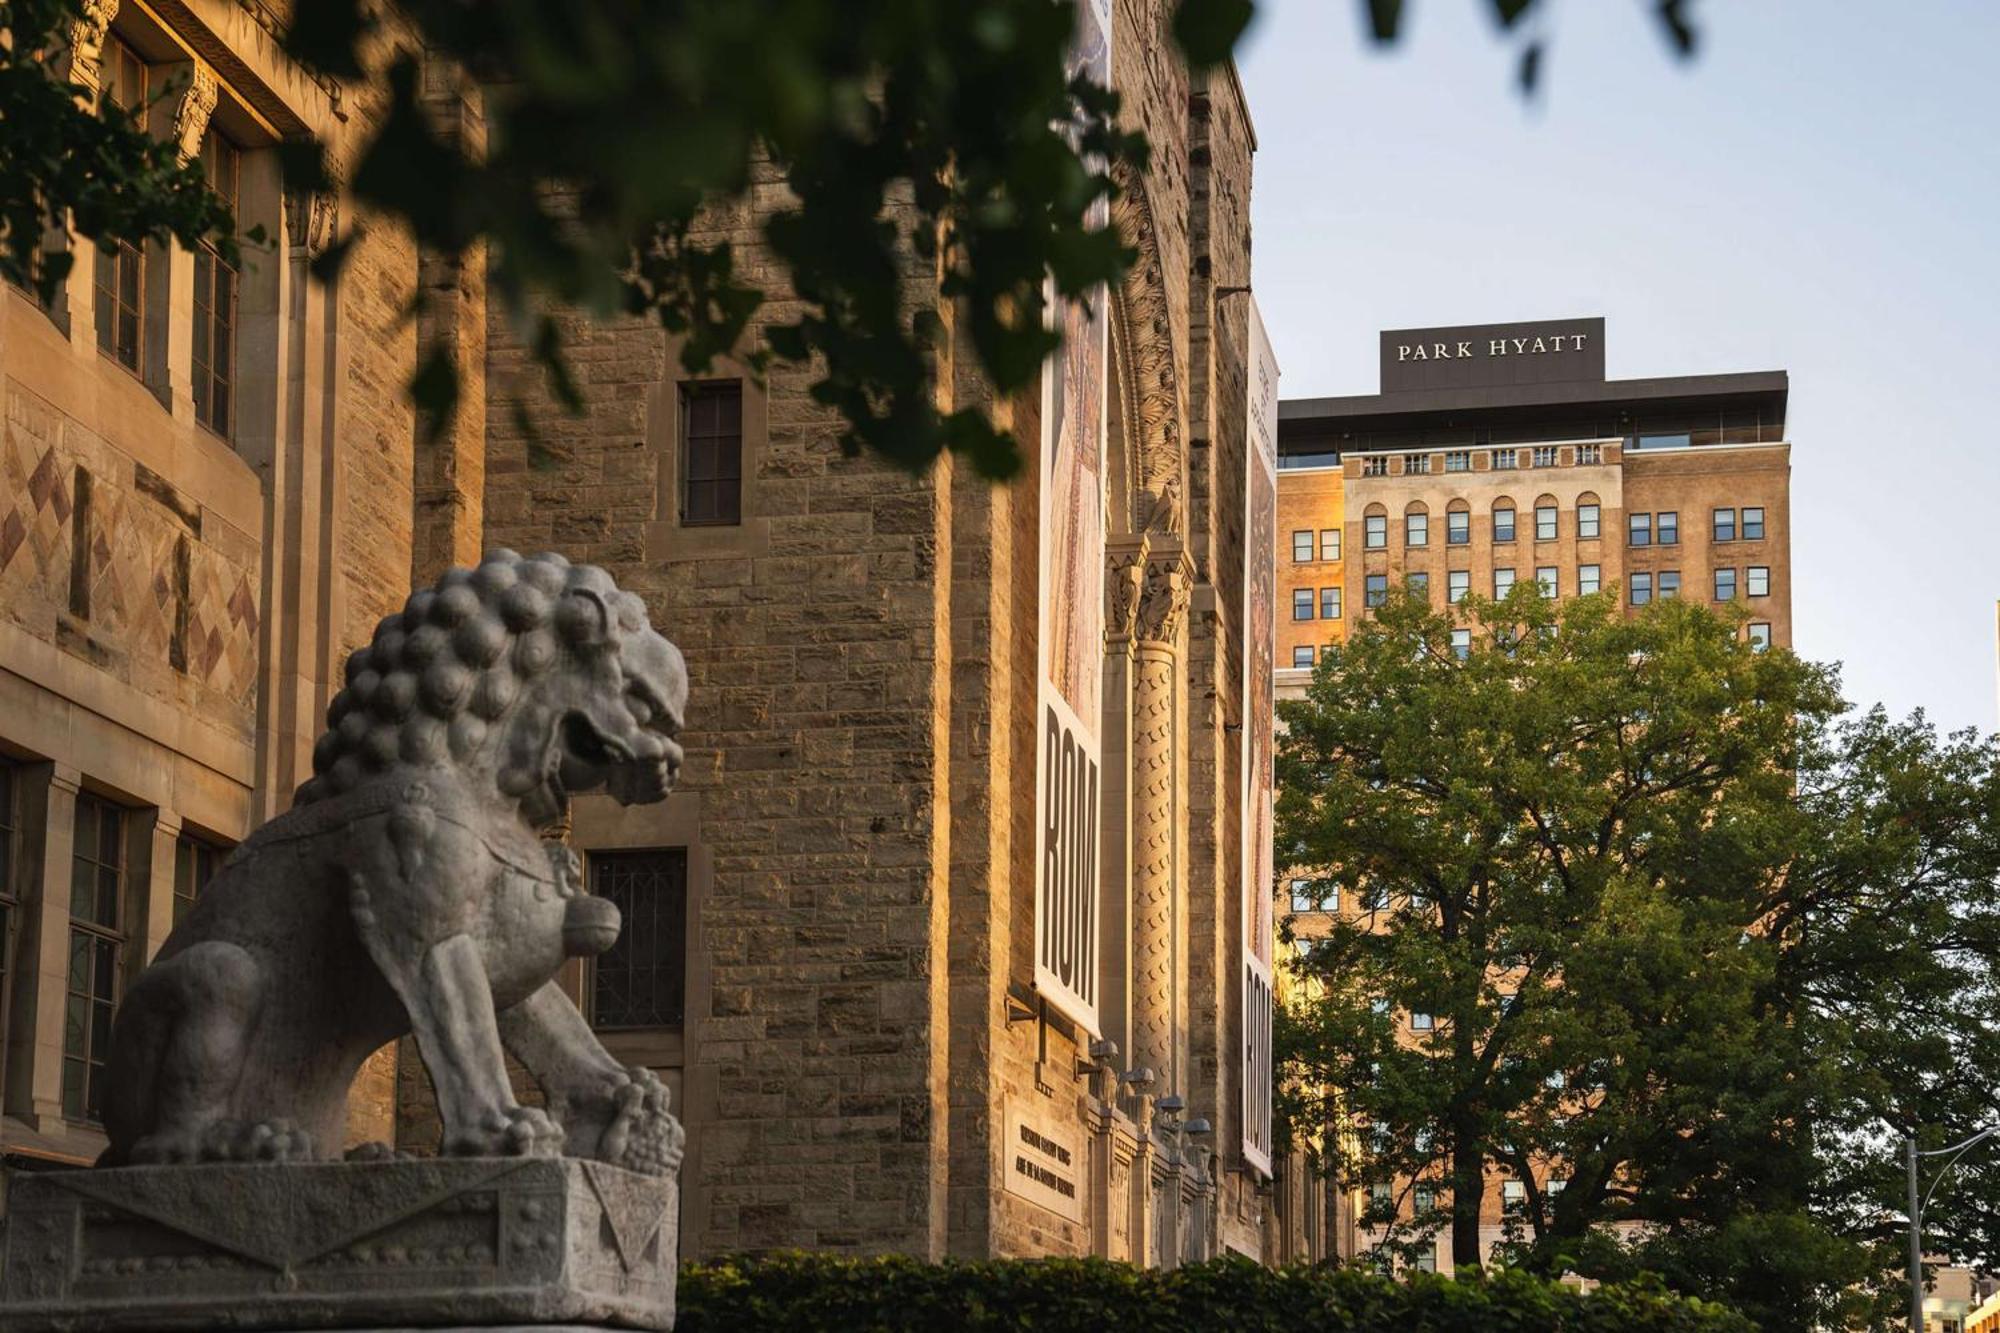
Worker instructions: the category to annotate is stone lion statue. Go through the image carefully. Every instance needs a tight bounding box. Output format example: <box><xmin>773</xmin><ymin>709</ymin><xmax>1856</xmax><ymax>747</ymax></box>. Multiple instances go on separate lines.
<box><xmin>99</xmin><ymin>551</ymin><xmax>686</xmax><ymax>1174</ymax></box>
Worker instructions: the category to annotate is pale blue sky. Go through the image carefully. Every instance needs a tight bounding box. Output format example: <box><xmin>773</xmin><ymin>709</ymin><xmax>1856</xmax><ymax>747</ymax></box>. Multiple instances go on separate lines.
<box><xmin>1238</xmin><ymin>1</ymin><xmax>2000</xmax><ymax>735</ymax></box>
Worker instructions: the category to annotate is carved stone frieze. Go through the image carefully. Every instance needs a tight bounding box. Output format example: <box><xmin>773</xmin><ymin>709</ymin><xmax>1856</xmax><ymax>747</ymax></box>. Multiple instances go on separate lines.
<box><xmin>62</xmin><ymin>0</ymin><xmax>118</xmax><ymax>98</ymax></box>
<box><xmin>285</xmin><ymin>180</ymin><xmax>339</xmax><ymax>257</ymax></box>
<box><xmin>1135</xmin><ymin>548</ymin><xmax>1192</xmax><ymax>645</ymax></box>
<box><xmin>1110</xmin><ymin>167</ymin><xmax>1185</xmax><ymax>538</ymax></box>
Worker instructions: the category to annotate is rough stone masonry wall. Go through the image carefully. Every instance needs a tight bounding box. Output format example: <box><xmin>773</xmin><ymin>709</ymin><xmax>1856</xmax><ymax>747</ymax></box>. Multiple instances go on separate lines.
<box><xmin>476</xmin><ymin>159</ymin><xmax>955</xmax><ymax>1258</ymax></box>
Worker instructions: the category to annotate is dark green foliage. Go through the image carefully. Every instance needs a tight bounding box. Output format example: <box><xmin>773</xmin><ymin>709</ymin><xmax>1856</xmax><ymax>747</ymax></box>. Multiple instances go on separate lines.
<box><xmin>1274</xmin><ymin>588</ymin><xmax>2000</xmax><ymax>1329</ymax></box>
<box><xmin>677</xmin><ymin>1251</ymin><xmax>1753</xmax><ymax>1332</ymax></box>
<box><xmin>0</xmin><ymin>0</ymin><xmax>240</xmax><ymax>304</ymax></box>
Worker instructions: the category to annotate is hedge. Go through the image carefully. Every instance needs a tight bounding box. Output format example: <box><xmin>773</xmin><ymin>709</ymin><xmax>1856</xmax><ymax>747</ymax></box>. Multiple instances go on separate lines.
<box><xmin>678</xmin><ymin>1252</ymin><xmax>1753</xmax><ymax>1333</ymax></box>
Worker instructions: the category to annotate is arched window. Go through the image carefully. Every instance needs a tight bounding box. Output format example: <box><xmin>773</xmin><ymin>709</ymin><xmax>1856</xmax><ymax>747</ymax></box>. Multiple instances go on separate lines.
<box><xmin>1446</xmin><ymin>500</ymin><xmax>1471</xmax><ymax>546</ymax></box>
<box><xmin>1492</xmin><ymin>500</ymin><xmax>1517</xmax><ymax>544</ymax></box>
<box><xmin>1404</xmin><ymin>502</ymin><xmax>1429</xmax><ymax>549</ymax></box>
<box><xmin>1364</xmin><ymin>503</ymin><xmax>1388</xmax><ymax>551</ymax></box>
<box><xmin>1533</xmin><ymin>493</ymin><xmax>1559</xmax><ymax>542</ymax></box>
<box><xmin>1576</xmin><ymin>491</ymin><xmax>1602</xmax><ymax>540</ymax></box>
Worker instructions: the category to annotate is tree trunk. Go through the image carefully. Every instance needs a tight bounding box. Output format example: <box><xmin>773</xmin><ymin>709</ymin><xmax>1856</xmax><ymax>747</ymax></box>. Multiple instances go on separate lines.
<box><xmin>1451</xmin><ymin>1116</ymin><xmax>1484</xmax><ymax>1271</ymax></box>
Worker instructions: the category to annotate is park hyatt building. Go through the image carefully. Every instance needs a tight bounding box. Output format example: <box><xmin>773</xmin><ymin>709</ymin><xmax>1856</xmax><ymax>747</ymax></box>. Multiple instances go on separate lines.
<box><xmin>1268</xmin><ymin>316</ymin><xmax>1795</xmax><ymax>1267</ymax></box>
<box><xmin>0</xmin><ymin>0</ymin><xmax>1279</xmax><ymax>1272</ymax></box>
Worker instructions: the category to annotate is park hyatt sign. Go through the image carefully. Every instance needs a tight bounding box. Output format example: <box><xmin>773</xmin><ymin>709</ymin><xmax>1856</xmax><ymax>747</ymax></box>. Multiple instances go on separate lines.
<box><xmin>1379</xmin><ymin>317</ymin><xmax>1606</xmax><ymax>394</ymax></box>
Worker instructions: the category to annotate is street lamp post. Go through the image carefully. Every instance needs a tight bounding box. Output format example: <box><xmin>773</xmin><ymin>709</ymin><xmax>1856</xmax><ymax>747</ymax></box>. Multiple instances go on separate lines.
<box><xmin>1905</xmin><ymin>1123</ymin><xmax>2000</xmax><ymax>1333</ymax></box>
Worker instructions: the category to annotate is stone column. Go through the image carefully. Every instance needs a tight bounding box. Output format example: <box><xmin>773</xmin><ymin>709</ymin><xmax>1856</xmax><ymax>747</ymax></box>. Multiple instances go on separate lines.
<box><xmin>1128</xmin><ymin>544</ymin><xmax>1190</xmax><ymax>1091</ymax></box>
<box><xmin>140</xmin><ymin>809</ymin><xmax>181</xmax><ymax>964</ymax></box>
<box><xmin>5</xmin><ymin>765</ymin><xmax>81</xmax><ymax>1130</ymax></box>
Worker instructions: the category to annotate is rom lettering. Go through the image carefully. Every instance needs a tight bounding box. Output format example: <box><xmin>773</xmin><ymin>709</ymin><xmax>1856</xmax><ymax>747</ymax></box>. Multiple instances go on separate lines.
<box><xmin>1042</xmin><ymin>705</ymin><xmax>1099</xmax><ymax>1005</ymax></box>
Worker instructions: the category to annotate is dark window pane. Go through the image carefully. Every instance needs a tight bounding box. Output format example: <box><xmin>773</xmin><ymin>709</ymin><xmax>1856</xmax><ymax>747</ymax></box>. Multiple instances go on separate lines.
<box><xmin>589</xmin><ymin>849</ymin><xmax>688</xmax><ymax>1030</ymax></box>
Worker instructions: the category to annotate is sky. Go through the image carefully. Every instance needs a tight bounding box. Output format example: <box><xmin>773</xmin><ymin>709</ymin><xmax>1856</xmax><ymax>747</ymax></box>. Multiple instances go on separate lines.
<box><xmin>1236</xmin><ymin>0</ymin><xmax>2000</xmax><ymax>736</ymax></box>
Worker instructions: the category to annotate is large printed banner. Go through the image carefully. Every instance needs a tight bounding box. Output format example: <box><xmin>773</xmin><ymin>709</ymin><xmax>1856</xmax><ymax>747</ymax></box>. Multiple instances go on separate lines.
<box><xmin>1241</xmin><ymin>298</ymin><xmax>1279</xmax><ymax>1174</ymax></box>
<box><xmin>1034</xmin><ymin>0</ymin><xmax>1114</xmax><ymax>1037</ymax></box>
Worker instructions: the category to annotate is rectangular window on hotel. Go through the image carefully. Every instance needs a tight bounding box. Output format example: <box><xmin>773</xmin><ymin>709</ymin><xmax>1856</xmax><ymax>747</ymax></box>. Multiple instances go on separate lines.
<box><xmin>1659</xmin><ymin>570</ymin><xmax>1681</xmax><ymax>600</ymax></box>
<box><xmin>1450</xmin><ymin>629</ymin><xmax>1471</xmax><ymax>661</ymax></box>
<box><xmin>1748</xmin><ymin>623</ymin><xmax>1772</xmax><ymax>652</ymax></box>
<box><xmin>1714</xmin><ymin>568</ymin><xmax>1737</xmax><ymax>601</ymax></box>
<box><xmin>1713</xmin><ymin>507</ymin><xmax>1736</xmax><ymax>542</ymax></box>
<box><xmin>1629</xmin><ymin>513</ymin><xmax>1652</xmax><ymax>546</ymax></box>
<box><xmin>1365</xmin><ymin>574</ymin><xmax>1388</xmax><ymax>608</ymax></box>
<box><xmin>1532</xmin><ymin>446</ymin><xmax>1557</xmax><ymax>468</ymax></box>
<box><xmin>1743</xmin><ymin>507</ymin><xmax>1766</xmax><ymax>540</ymax></box>
<box><xmin>1579</xmin><ymin>564</ymin><xmax>1601</xmax><ymax>595</ymax></box>
<box><xmin>1448</xmin><ymin>570</ymin><xmax>1469</xmax><ymax>604</ymax></box>
<box><xmin>1578</xmin><ymin>503</ymin><xmax>1600</xmax><ymax>539</ymax></box>
<box><xmin>1748</xmin><ymin>566</ymin><xmax>1770</xmax><ymax>597</ymax></box>
<box><xmin>1445</xmin><ymin>450</ymin><xmax>1470</xmax><ymax>472</ymax></box>
<box><xmin>1292</xmin><ymin>588</ymin><xmax>1313</xmax><ymax>621</ymax></box>
<box><xmin>1447</xmin><ymin>510</ymin><xmax>1469</xmax><ymax>545</ymax></box>
<box><xmin>1493</xmin><ymin>506</ymin><xmax>1516</xmax><ymax>543</ymax></box>
<box><xmin>1578</xmin><ymin>443</ymin><xmax>1602</xmax><ymax>464</ymax></box>
<box><xmin>1405</xmin><ymin>454</ymin><xmax>1432</xmax><ymax>475</ymax></box>
<box><xmin>1411</xmin><ymin>1012</ymin><xmax>1434</xmax><ymax>1031</ymax></box>
<box><xmin>1536</xmin><ymin>566</ymin><xmax>1558</xmax><ymax>597</ymax></box>
<box><xmin>1361</xmin><ymin>456</ymin><xmax>1388</xmax><ymax>477</ymax></box>
<box><xmin>1364</xmin><ymin>514</ymin><xmax>1386</xmax><ymax>549</ymax></box>
<box><xmin>1291</xmin><ymin>646</ymin><xmax>1314</xmax><ymax>669</ymax></box>
<box><xmin>1321</xmin><ymin>586</ymin><xmax>1341</xmax><ymax>620</ymax></box>
<box><xmin>1535</xmin><ymin>504</ymin><xmax>1557</xmax><ymax>541</ymax></box>
<box><xmin>1406</xmin><ymin>572</ymin><xmax>1429</xmax><ymax>599</ymax></box>
<box><xmin>1657</xmin><ymin>510</ymin><xmax>1679</xmax><ymax>545</ymax></box>
<box><xmin>1630</xmin><ymin>572</ymin><xmax>1652</xmax><ymax>606</ymax></box>
<box><xmin>1292</xmin><ymin>529</ymin><xmax>1313</xmax><ymax>562</ymax></box>
<box><xmin>1406</xmin><ymin>511</ymin><xmax>1428</xmax><ymax>547</ymax></box>
<box><xmin>1320</xmin><ymin>528</ymin><xmax>1340</xmax><ymax>561</ymax></box>
<box><xmin>1493</xmin><ymin>448</ymin><xmax>1517</xmax><ymax>469</ymax></box>
<box><xmin>1494</xmin><ymin>568</ymin><xmax>1516</xmax><ymax>597</ymax></box>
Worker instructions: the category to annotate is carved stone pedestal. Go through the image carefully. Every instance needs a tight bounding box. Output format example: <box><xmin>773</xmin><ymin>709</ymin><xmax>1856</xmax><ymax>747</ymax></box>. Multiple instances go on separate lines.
<box><xmin>0</xmin><ymin>1157</ymin><xmax>678</xmax><ymax>1332</ymax></box>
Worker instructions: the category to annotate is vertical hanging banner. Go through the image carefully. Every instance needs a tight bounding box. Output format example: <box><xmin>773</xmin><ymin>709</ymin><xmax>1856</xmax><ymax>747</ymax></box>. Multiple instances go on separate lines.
<box><xmin>1241</xmin><ymin>298</ymin><xmax>1279</xmax><ymax>1174</ymax></box>
<box><xmin>1034</xmin><ymin>0</ymin><xmax>1114</xmax><ymax>1037</ymax></box>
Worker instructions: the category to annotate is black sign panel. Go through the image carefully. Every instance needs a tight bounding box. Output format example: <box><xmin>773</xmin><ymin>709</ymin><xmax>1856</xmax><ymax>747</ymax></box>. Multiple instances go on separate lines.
<box><xmin>1380</xmin><ymin>318</ymin><xmax>1605</xmax><ymax>394</ymax></box>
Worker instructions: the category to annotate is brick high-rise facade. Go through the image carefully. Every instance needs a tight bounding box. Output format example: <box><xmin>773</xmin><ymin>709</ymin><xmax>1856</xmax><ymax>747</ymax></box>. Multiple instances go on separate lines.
<box><xmin>1266</xmin><ymin>317</ymin><xmax>1794</xmax><ymax>1267</ymax></box>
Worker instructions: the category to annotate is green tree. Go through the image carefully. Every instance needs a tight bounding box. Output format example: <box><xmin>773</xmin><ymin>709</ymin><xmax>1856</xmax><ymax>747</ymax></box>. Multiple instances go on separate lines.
<box><xmin>3</xmin><ymin>0</ymin><xmax>1701</xmax><ymax>478</ymax></box>
<box><xmin>1274</xmin><ymin>588</ymin><xmax>2000</xmax><ymax>1329</ymax></box>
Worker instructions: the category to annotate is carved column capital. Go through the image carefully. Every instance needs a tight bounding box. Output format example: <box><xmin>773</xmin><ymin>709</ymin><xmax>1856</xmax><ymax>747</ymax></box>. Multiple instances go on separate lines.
<box><xmin>1135</xmin><ymin>548</ymin><xmax>1192</xmax><ymax>646</ymax></box>
<box><xmin>1105</xmin><ymin>538</ymin><xmax>1147</xmax><ymax>647</ymax></box>
<box><xmin>172</xmin><ymin>62</ymin><xmax>219</xmax><ymax>162</ymax></box>
<box><xmin>62</xmin><ymin>0</ymin><xmax>119</xmax><ymax>98</ymax></box>
<box><xmin>285</xmin><ymin>183</ymin><xmax>339</xmax><ymax>257</ymax></box>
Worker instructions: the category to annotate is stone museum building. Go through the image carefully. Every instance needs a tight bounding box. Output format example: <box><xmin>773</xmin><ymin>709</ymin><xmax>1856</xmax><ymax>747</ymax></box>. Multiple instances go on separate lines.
<box><xmin>1267</xmin><ymin>315</ymin><xmax>1796</xmax><ymax>1266</ymax></box>
<box><xmin>0</xmin><ymin>0</ymin><xmax>1281</xmax><ymax>1271</ymax></box>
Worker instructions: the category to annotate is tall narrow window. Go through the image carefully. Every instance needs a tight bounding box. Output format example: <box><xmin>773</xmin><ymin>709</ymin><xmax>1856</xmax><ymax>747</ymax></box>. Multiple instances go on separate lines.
<box><xmin>1319</xmin><ymin>528</ymin><xmax>1340</xmax><ymax>562</ymax></box>
<box><xmin>1292</xmin><ymin>588</ymin><xmax>1314</xmax><ymax>621</ymax></box>
<box><xmin>680</xmin><ymin>381</ymin><xmax>743</xmax><ymax>526</ymax></box>
<box><xmin>1405</xmin><ymin>508</ymin><xmax>1428</xmax><ymax>547</ymax></box>
<box><xmin>173</xmin><ymin>832</ymin><xmax>225</xmax><ymax>928</ymax></box>
<box><xmin>1446</xmin><ymin>509</ymin><xmax>1470</xmax><ymax>545</ymax></box>
<box><xmin>1658</xmin><ymin>570</ymin><xmax>1681</xmax><ymax>600</ymax></box>
<box><xmin>1534</xmin><ymin>503</ymin><xmax>1557</xmax><ymax>541</ymax></box>
<box><xmin>67</xmin><ymin>793</ymin><xmax>127</xmax><ymax>1122</ymax></box>
<box><xmin>1536</xmin><ymin>566</ymin><xmax>1558</xmax><ymax>597</ymax></box>
<box><xmin>1292</xmin><ymin>530</ymin><xmax>1313</xmax><ymax>562</ymax></box>
<box><xmin>1406</xmin><ymin>571</ymin><xmax>1429</xmax><ymax>599</ymax></box>
<box><xmin>1657</xmin><ymin>511</ymin><xmax>1679</xmax><ymax>545</ymax></box>
<box><xmin>1578</xmin><ymin>564</ymin><xmax>1601</xmax><ymax>595</ymax></box>
<box><xmin>94</xmin><ymin>38</ymin><xmax>147</xmax><ymax>373</ymax></box>
<box><xmin>1450</xmin><ymin>629</ymin><xmax>1470</xmax><ymax>661</ymax></box>
<box><xmin>588</xmin><ymin>848</ymin><xmax>688</xmax><ymax>1029</ymax></box>
<box><xmin>193</xmin><ymin>130</ymin><xmax>240</xmax><ymax>438</ymax></box>
<box><xmin>1742</xmin><ymin>507</ymin><xmax>1766</xmax><ymax>540</ymax></box>
<box><xmin>1712</xmin><ymin>507</ymin><xmax>1736</xmax><ymax>542</ymax></box>
<box><xmin>1748</xmin><ymin>623</ymin><xmax>1772</xmax><ymax>652</ymax></box>
<box><xmin>1492</xmin><ymin>503</ymin><xmax>1516</xmax><ymax>543</ymax></box>
<box><xmin>1714</xmin><ymin>567</ymin><xmax>1737</xmax><ymax>602</ymax></box>
<box><xmin>1629</xmin><ymin>512</ymin><xmax>1652</xmax><ymax>547</ymax></box>
<box><xmin>1447</xmin><ymin>569</ymin><xmax>1469</xmax><ymax>604</ymax></box>
<box><xmin>1364</xmin><ymin>512</ymin><xmax>1387</xmax><ymax>549</ymax></box>
<box><xmin>1364</xmin><ymin>574</ymin><xmax>1388</xmax><ymax>608</ymax></box>
<box><xmin>1577</xmin><ymin>503</ymin><xmax>1600</xmax><ymax>539</ymax></box>
<box><xmin>1747</xmin><ymin>566</ymin><xmax>1770</xmax><ymax>597</ymax></box>
<box><xmin>1320</xmin><ymin>586</ymin><xmax>1341</xmax><ymax>620</ymax></box>
<box><xmin>1630</xmin><ymin>572</ymin><xmax>1652</xmax><ymax>606</ymax></box>
<box><xmin>1494</xmin><ymin>568</ymin><xmax>1516</xmax><ymax>597</ymax></box>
